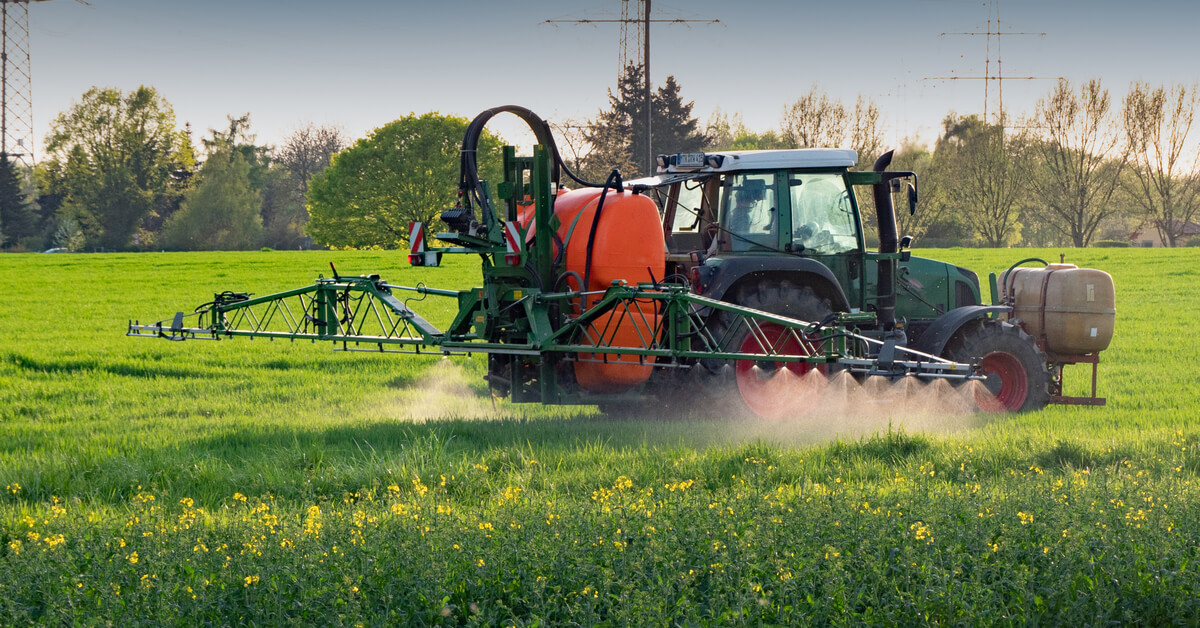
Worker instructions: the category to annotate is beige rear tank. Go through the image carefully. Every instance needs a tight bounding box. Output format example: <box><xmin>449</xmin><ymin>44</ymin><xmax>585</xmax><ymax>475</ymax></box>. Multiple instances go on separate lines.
<box><xmin>1000</xmin><ymin>263</ymin><xmax>1115</xmax><ymax>355</ymax></box>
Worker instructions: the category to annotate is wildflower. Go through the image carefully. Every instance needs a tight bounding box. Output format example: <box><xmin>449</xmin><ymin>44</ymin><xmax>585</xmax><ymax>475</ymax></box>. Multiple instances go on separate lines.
<box><xmin>910</xmin><ymin>521</ymin><xmax>933</xmax><ymax>544</ymax></box>
<box><xmin>233</xmin><ymin>492</ymin><xmax>247</xmax><ymax>502</ymax></box>
<box><xmin>476</xmin><ymin>558</ymin><xmax>486</xmax><ymax>567</ymax></box>
<box><xmin>304</xmin><ymin>505</ymin><xmax>322</xmax><ymax>536</ymax></box>
<box><xmin>1017</xmin><ymin>511</ymin><xmax>1034</xmax><ymax>525</ymax></box>
<box><xmin>5</xmin><ymin>483</ymin><xmax>20</xmax><ymax>495</ymax></box>
<box><xmin>7</xmin><ymin>540</ymin><xmax>20</xmax><ymax>555</ymax></box>
<box><xmin>412</xmin><ymin>478</ymin><xmax>429</xmax><ymax>497</ymax></box>
<box><xmin>42</xmin><ymin>533</ymin><xmax>65</xmax><ymax>550</ymax></box>
<box><xmin>127</xmin><ymin>551</ymin><xmax>139</xmax><ymax>564</ymax></box>
<box><xmin>244</xmin><ymin>575</ymin><xmax>260</xmax><ymax>587</ymax></box>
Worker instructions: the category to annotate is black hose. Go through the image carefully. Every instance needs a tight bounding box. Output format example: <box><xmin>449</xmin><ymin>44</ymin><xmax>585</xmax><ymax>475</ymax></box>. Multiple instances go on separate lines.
<box><xmin>581</xmin><ymin>170</ymin><xmax>624</xmax><ymax>309</ymax></box>
<box><xmin>458</xmin><ymin>105</ymin><xmax>612</xmax><ymax>225</ymax></box>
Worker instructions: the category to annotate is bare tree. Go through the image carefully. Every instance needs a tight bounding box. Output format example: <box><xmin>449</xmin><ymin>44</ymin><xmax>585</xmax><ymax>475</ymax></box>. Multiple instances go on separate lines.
<box><xmin>849</xmin><ymin>96</ymin><xmax>884</xmax><ymax>162</ymax></box>
<box><xmin>891</xmin><ymin>141</ymin><xmax>946</xmax><ymax>243</ymax></box>
<box><xmin>933</xmin><ymin>114</ymin><xmax>1032</xmax><ymax>247</ymax></box>
<box><xmin>1028</xmin><ymin>79</ymin><xmax>1126</xmax><ymax>247</ymax></box>
<box><xmin>1122</xmin><ymin>82</ymin><xmax>1200</xmax><ymax>246</ymax></box>
<box><xmin>781</xmin><ymin>86</ymin><xmax>848</xmax><ymax>148</ymax></box>
<box><xmin>550</xmin><ymin>119</ymin><xmax>594</xmax><ymax>182</ymax></box>
<box><xmin>277</xmin><ymin>123</ymin><xmax>346</xmax><ymax>195</ymax></box>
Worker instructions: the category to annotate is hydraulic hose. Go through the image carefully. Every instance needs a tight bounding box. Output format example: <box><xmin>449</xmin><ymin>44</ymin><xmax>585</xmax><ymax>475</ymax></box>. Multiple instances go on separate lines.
<box><xmin>581</xmin><ymin>169</ymin><xmax>625</xmax><ymax>308</ymax></box>
<box><xmin>458</xmin><ymin>105</ymin><xmax>613</xmax><ymax>223</ymax></box>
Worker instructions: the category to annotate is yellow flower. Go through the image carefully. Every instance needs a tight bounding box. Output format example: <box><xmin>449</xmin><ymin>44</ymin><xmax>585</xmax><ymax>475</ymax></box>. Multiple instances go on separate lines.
<box><xmin>244</xmin><ymin>575</ymin><xmax>260</xmax><ymax>587</ymax></box>
<box><xmin>1017</xmin><ymin>511</ymin><xmax>1034</xmax><ymax>525</ymax></box>
<box><xmin>127</xmin><ymin>551</ymin><xmax>139</xmax><ymax>564</ymax></box>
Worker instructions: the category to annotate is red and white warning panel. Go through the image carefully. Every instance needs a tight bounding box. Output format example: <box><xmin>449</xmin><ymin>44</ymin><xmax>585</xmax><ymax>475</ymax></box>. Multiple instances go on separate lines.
<box><xmin>407</xmin><ymin>222</ymin><xmax>441</xmax><ymax>267</ymax></box>
<box><xmin>503</xmin><ymin>223</ymin><xmax>523</xmax><ymax>266</ymax></box>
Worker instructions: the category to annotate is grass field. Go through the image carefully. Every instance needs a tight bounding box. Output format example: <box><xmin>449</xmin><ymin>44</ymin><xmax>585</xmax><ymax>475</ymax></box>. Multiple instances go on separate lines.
<box><xmin>1</xmin><ymin>247</ymin><xmax>1198</xmax><ymax>624</ymax></box>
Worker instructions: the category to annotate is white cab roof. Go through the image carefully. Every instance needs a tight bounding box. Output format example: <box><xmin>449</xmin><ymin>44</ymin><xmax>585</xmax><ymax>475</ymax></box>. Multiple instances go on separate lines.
<box><xmin>661</xmin><ymin>148</ymin><xmax>858</xmax><ymax>174</ymax></box>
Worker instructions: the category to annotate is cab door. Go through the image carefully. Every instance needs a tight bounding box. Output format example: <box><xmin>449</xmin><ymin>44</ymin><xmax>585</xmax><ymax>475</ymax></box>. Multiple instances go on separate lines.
<box><xmin>782</xmin><ymin>171</ymin><xmax>866</xmax><ymax>308</ymax></box>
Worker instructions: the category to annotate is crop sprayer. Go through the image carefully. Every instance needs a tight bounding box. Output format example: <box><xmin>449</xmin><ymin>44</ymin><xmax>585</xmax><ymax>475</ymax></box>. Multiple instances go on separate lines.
<box><xmin>128</xmin><ymin>106</ymin><xmax>1116</xmax><ymax>418</ymax></box>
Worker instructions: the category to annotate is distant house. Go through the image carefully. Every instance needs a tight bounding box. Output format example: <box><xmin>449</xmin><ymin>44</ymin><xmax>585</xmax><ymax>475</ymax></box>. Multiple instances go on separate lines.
<box><xmin>1130</xmin><ymin>221</ymin><xmax>1200</xmax><ymax>247</ymax></box>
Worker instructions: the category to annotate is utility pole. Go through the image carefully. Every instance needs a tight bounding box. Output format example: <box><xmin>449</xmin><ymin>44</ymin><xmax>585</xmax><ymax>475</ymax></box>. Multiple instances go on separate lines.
<box><xmin>544</xmin><ymin>1</ymin><xmax>718</xmax><ymax>174</ymax></box>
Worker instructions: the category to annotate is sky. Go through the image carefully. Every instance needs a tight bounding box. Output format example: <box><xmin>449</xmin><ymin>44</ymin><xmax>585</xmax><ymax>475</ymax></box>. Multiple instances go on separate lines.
<box><xmin>23</xmin><ymin>0</ymin><xmax>1200</xmax><ymax>163</ymax></box>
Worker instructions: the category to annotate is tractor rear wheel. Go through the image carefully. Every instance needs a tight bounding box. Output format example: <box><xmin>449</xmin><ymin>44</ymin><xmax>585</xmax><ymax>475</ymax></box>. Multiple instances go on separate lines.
<box><xmin>944</xmin><ymin>319</ymin><xmax>1049</xmax><ymax>412</ymax></box>
<box><xmin>704</xmin><ymin>280</ymin><xmax>833</xmax><ymax>418</ymax></box>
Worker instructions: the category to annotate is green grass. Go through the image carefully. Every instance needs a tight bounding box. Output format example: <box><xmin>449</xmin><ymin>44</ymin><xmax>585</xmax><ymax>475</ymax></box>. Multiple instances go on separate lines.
<box><xmin>0</xmin><ymin>248</ymin><xmax>1198</xmax><ymax>624</ymax></box>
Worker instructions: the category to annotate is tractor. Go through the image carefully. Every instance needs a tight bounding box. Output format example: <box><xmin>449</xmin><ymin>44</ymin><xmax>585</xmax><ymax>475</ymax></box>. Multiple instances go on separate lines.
<box><xmin>128</xmin><ymin>105</ymin><xmax>1113</xmax><ymax>417</ymax></box>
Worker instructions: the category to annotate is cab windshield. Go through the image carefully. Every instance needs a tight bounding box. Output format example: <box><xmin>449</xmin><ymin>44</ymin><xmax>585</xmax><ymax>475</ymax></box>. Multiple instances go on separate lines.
<box><xmin>787</xmin><ymin>172</ymin><xmax>858</xmax><ymax>254</ymax></box>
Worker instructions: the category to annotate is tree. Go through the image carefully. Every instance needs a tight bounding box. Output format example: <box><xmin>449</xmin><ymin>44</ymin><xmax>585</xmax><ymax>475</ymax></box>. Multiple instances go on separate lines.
<box><xmin>45</xmin><ymin>86</ymin><xmax>193</xmax><ymax>249</ymax></box>
<box><xmin>704</xmin><ymin>108</ymin><xmax>788</xmax><ymax>151</ymax></box>
<box><xmin>277</xmin><ymin>123</ymin><xmax>345</xmax><ymax>196</ymax></box>
<box><xmin>160</xmin><ymin>145</ymin><xmax>262</xmax><ymax>250</ymax></box>
<box><xmin>890</xmin><ymin>141</ymin><xmax>948</xmax><ymax>244</ymax></box>
<box><xmin>584</xmin><ymin>64</ymin><xmax>708</xmax><ymax>178</ymax></box>
<box><xmin>651</xmin><ymin>75</ymin><xmax>709</xmax><ymax>159</ymax></box>
<box><xmin>932</xmin><ymin>115</ymin><xmax>1031</xmax><ymax>247</ymax></box>
<box><xmin>0</xmin><ymin>156</ymin><xmax>36</xmax><ymax>248</ymax></box>
<box><xmin>306</xmin><ymin>113</ymin><xmax>504</xmax><ymax>249</ymax></box>
<box><xmin>1027</xmin><ymin>79</ymin><xmax>1127</xmax><ymax>247</ymax></box>
<box><xmin>781</xmin><ymin>86</ymin><xmax>848</xmax><ymax>148</ymax></box>
<box><xmin>849</xmin><ymin>96</ymin><xmax>885</xmax><ymax>163</ymax></box>
<box><xmin>258</xmin><ymin>123</ymin><xmax>345</xmax><ymax>249</ymax></box>
<box><xmin>1122</xmin><ymin>82</ymin><xmax>1200</xmax><ymax>247</ymax></box>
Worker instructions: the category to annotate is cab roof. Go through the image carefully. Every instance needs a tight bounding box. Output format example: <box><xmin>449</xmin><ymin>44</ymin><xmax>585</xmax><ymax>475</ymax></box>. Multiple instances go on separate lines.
<box><xmin>661</xmin><ymin>148</ymin><xmax>858</xmax><ymax>174</ymax></box>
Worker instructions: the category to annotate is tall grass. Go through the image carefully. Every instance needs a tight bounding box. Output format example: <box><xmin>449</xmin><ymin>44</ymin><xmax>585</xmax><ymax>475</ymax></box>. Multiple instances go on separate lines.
<box><xmin>0</xmin><ymin>248</ymin><xmax>1196</xmax><ymax>624</ymax></box>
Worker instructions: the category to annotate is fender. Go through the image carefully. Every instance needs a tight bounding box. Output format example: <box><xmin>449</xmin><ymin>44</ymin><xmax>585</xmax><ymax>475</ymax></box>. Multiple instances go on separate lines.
<box><xmin>910</xmin><ymin>305</ymin><xmax>1012</xmax><ymax>356</ymax></box>
<box><xmin>699</xmin><ymin>256</ymin><xmax>851</xmax><ymax>311</ymax></box>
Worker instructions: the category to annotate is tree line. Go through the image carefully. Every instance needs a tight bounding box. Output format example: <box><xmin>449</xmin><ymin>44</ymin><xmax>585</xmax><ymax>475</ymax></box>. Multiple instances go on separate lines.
<box><xmin>1</xmin><ymin>69</ymin><xmax>1197</xmax><ymax>252</ymax></box>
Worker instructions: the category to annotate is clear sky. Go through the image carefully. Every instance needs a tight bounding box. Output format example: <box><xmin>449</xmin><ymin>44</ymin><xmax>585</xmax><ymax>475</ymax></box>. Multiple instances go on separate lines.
<box><xmin>26</xmin><ymin>0</ymin><xmax>1200</xmax><ymax>162</ymax></box>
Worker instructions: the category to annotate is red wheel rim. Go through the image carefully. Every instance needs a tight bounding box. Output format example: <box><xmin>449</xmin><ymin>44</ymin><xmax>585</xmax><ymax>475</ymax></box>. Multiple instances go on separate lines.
<box><xmin>735</xmin><ymin>323</ymin><xmax>826</xmax><ymax>418</ymax></box>
<box><xmin>976</xmin><ymin>351</ymin><xmax>1028</xmax><ymax>412</ymax></box>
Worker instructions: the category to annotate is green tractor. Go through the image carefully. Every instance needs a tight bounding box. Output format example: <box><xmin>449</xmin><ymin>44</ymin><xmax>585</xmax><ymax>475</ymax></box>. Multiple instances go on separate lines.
<box><xmin>633</xmin><ymin>148</ymin><xmax>1047</xmax><ymax>413</ymax></box>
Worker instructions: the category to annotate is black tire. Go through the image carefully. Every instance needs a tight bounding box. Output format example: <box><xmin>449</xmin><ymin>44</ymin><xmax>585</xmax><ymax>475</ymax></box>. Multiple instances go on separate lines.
<box><xmin>943</xmin><ymin>319</ymin><xmax>1050</xmax><ymax>412</ymax></box>
<box><xmin>701</xmin><ymin>279</ymin><xmax>833</xmax><ymax>417</ymax></box>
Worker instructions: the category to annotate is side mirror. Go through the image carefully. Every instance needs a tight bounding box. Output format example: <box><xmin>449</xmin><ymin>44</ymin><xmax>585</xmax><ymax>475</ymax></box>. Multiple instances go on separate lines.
<box><xmin>907</xmin><ymin>182</ymin><xmax>918</xmax><ymax>216</ymax></box>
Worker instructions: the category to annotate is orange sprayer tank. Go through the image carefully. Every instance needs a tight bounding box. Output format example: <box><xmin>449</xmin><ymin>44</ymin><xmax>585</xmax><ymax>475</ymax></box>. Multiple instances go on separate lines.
<box><xmin>553</xmin><ymin>187</ymin><xmax>666</xmax><ymax>393</ymax></box>
<box><xmin>1000</xmin><ymin>263</ymin><xmax>1115</xmax><ymax>355</ymax></box>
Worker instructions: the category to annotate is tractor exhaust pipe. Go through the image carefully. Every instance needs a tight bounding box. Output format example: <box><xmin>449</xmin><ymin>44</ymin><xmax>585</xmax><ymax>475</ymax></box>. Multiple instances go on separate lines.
<box><xmin>872</xmin><ymin>150</ymin><xmax>900</xmax><ymax>336</ymax></box>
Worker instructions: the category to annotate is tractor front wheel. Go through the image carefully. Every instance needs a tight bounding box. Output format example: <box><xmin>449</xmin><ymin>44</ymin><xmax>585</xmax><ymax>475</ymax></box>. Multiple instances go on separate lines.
<box><xmin>944</xmin><ymin>319</ymin><xmax>1050</xmax><ymax>412</ymax></box>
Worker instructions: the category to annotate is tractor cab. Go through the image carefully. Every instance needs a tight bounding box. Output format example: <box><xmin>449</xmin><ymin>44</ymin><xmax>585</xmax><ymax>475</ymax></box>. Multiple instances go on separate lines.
<box><xmin>630</xmin><ymin>149</ymin><xmax>988</xmax><ymax>348</ymax></box>
<box><xmin>629</xmin><ymin>149</ymin><xmax>889</xmax><ymax>314</ymax></box>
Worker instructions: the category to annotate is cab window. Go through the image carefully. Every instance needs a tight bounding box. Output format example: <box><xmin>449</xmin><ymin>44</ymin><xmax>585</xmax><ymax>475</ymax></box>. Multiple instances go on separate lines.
<box><xmin>721</xmin><ymin>173</ymin><xmax>778</xmax><ymax>251</ymax></box>
<box><xmin>671</xmin><ymin>178</ymin><xmax>706</xmax><ymax>233</ymax></box>
<box><xmin>788</xmin><ymin>173</ymin><xmax>858</xmax><ymax>254</ymax></box>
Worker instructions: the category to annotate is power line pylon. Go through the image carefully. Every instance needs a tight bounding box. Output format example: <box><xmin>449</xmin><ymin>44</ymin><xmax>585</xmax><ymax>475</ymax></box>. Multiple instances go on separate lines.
<box><xmin>0</xmin><ymin>0</ymin><xmax>88</xmax><ymax>167</ymax></box>
<box><xmin>925</xmin><ymin>0</ymin><xmax>1059</xmax><ymax>128</ymax></box>
<box><xmin>544</xmin><ymin>1</ymin><xmax>718</xmax><ymax>171</ymax></box>
<box><xmin>0</xmin><ymin>0</ymin><xmax>45</xmax><ymax>166</ymax></box>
